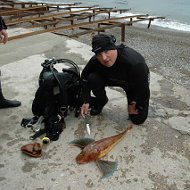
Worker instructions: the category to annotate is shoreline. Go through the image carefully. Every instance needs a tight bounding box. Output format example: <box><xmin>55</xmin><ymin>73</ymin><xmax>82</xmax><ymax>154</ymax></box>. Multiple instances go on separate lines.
<box><xmin>132</xmin><ymin>22</ymin><xmax>190</xmax><ymax>34</ymax></box>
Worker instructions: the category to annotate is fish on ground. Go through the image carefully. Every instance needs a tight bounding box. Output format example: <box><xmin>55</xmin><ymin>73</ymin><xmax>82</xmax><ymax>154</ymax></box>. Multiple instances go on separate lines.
<box><xmin>69</xmin><ymin>124</ymin><xmax>133</xmax><ymax>179</ymax></box>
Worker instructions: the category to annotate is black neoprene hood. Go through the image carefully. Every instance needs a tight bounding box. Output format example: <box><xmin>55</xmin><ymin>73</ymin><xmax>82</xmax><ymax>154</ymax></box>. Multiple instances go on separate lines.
<box><xmin>92</xmin><ymin>34</ymin><xmax>116</xmax><ymax>54</ymax></box>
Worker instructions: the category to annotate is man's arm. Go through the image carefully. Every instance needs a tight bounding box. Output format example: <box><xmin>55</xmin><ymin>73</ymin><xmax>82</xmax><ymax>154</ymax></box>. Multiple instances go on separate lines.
<box><xmin>81</xmin><ymin>56</ymin><xmax>96</xmax><ymax>103</ymax></box>
<box><xmin>132</xmin><ymin>62</ymin><xmax>150</xmax><ymax>113</ymax></box>
<box><xmin>80</xmin><ymin>57</ymin><xmax>96</xmax><ymax>117</ymax></box>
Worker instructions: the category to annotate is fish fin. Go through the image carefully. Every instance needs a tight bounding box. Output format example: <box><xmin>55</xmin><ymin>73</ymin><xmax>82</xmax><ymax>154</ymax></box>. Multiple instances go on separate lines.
<box><xmin>69</xmin><ymin>138</ymin><xmax>95</xmax><ymax>149</ymax></box>
<box><xmin>96</xmin><ymin>160</ymin><xmax>118</xmax><ymax>179</ymax></box>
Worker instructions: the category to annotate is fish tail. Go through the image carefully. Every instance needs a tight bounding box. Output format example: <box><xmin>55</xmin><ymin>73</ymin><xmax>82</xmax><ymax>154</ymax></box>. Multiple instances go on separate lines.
<box><xmin>96</xmin><ymin>160</ymin><xmax>118</xmax><ymax>179</ymax></box>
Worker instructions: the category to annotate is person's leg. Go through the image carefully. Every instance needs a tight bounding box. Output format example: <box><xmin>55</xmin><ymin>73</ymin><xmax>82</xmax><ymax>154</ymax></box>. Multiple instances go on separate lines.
<box><xmin>123</xmin><ymin>84</ymin><xmax>150</xmax><ymax>124</ymax></box>
<box><xmin>87</xmin><ymin>73</ymin><xmax>109</xmax><ymax>115</ymax></box>
<box><xmin>0</xmin><ymin>70</ymin><xmax>21</xmax><ymax>108</ymax></box>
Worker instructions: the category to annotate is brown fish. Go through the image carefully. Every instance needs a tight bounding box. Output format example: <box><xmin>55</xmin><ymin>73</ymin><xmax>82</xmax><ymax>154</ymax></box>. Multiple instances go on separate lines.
<box><xmin>69</xmin><ymin>124</ymin><xmax>133</xmax><ymax>178</ymax></box>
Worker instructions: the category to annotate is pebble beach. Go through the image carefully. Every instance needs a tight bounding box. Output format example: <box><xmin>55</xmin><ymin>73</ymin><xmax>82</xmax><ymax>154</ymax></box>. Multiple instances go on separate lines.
<box><xmin>75</xmin><ymin>25</ymin><xmax>190</xmax><ymax>90</ymax></box>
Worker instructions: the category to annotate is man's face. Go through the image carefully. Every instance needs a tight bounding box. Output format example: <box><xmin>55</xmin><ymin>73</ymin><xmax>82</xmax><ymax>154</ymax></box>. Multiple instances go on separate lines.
<box><xmin>96</xmin><ymin>49</ymin><xmax>117</xmax><ymax>67</ymax></box>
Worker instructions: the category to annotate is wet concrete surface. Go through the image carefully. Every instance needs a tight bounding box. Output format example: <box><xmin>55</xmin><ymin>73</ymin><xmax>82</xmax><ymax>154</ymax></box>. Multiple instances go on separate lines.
<box><xmin>0</xmin><ymin>33</ymin><xmax>189</xmax><ymax>190</ymax></box>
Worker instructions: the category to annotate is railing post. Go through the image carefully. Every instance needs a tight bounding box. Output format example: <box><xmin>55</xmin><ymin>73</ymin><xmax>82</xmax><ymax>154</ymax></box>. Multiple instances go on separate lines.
<box><xmin>121</xmin><ymin>23</ymin><xmax>125</xmax><ymax>42</ymax></box>
<box><xmin>147</xmin><ymin>18</ymin><xmax>152</xmax><ymax>28</ymax></box>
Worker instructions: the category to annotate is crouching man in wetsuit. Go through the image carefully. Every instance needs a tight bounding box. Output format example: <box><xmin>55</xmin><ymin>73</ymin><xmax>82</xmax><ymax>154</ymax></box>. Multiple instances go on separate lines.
<box><xmin>0</xmin><ymin>16</ymin><xmax>21</xmax><ymax>108</ymax></box>
<box><xmin>80</xmin><ymin>34</ymin><xmax>150</xmax><ymax>125</ymax></box>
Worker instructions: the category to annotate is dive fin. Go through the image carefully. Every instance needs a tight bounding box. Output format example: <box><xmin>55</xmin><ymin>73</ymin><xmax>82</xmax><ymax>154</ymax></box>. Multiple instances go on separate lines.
<box><xmin>96</xmin><ymin>160</ymin><xmax>118</xmax><ymax>179</ymax></box>
<box><xmin>69</xmin><ymin>138</ymin><xmax>95</xmax><ymax>149</ymax></box>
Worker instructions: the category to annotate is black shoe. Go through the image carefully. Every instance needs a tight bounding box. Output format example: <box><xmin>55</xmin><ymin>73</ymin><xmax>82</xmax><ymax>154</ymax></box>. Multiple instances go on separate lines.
<box><xmin>90</xmin><ymin>97</ymin><xmax>108</xmax><ymax>116</ymax></box>
<box><xmin>0</xmin><ymin>99</ymin><xmax>21</xmax><ymax>108</ymax></box>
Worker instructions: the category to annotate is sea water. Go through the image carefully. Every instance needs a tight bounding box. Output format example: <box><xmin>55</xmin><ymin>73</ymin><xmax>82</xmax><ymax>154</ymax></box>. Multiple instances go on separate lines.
<box><xmin>16</xmin><ymin>0</ymin><xmax>190</xmax><ymax>32</ymax></box>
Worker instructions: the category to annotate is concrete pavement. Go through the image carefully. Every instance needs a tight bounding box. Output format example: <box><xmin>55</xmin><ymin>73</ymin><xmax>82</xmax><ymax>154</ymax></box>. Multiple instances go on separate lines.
<box><xmin>0</xmin><ymin>32</ymin><xmax>189</xmax><ymax>190</ymax></box>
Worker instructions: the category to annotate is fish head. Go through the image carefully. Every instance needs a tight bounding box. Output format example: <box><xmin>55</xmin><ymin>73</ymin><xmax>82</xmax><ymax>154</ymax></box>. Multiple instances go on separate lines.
<box><xmin>76</xmin><ymin>147</ymin><xmax>100</xmax><ymax>164</ymax></box>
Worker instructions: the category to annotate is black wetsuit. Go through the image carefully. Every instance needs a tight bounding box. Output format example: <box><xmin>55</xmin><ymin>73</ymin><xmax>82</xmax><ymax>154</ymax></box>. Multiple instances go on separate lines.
<box><xmin>81</xmin><ymin>44</ymin><xmax>150</xmax><ymax>124</ymax></box>
<box><xmin>0</xmin><ymin>16</ymin><xmax>7</xmax><ymax>30</ymax></box>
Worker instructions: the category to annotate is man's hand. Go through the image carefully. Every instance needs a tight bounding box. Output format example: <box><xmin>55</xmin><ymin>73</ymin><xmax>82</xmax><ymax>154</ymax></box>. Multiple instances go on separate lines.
<box><xmin>80</xmin><ymin>103</ymin><xmax>90</xmax><ymax>117</ymax></box>
<box><xmin>0</xmin><ymin>29</ymin><xmax>8</xmax><ymax>44</ymax></box>
<box><xmin>128</xmin><ymin>101</ymin><xmax>139</xmax><ymax>115</ymax></box>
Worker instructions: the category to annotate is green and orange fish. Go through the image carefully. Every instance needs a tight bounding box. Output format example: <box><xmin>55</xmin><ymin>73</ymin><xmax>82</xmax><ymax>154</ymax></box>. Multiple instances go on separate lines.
<box><xmin>69</xmin><ymin>124</ymin><xmax>133</xmax><ymax>178</ymax></box>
